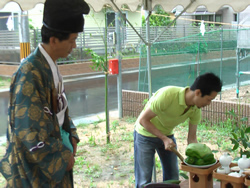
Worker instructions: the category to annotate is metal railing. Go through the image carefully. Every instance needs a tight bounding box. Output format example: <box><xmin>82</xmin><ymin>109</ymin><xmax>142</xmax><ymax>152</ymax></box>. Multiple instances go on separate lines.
<box><xmin>0</xmin><ymin>25</ymin><xmax>235</xmax><ymax>64</ymax></box>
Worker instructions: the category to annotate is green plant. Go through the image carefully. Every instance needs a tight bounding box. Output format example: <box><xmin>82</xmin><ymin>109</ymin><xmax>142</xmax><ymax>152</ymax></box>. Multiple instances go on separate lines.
<box><xmin>124</xmin><ymin>116</ymin><xmax>137</xmax><ymax>123</ymax></box>
<box><xmin>28</xmin><ymin>18</ymin><xmax>35</xmax><ymax>30</ymax></box>
<box><xmin>85</xmin><ymin>48</ymin><xmax>108</xmax><ymax>72</ymax></box>
<box><xmin>77</xmin><ymin>122</ymin><xmax>89</xmax><ymax>128</ymax></box>
<box><xmin>92</xmin><ymin>116</ymin><xmax>105</xmax><ymax>128</ymax></box>
<box><xmin>100</xmin><ymin>146</ymin><xmax>108</xmax><ymax>153</ymax></box>
<box><xmin>0</xmin><ymin>77</ymin><xmax>11</xmax><ymax>88</ymax></box>
<box><xmin>227</xmin><ymin>109</ymin><xmax>250</xmax><ymax>157</ymax></box>
<box><xmin>84</xmin><ymin>164</ymin><xmax>102</xmax><ymax>176</ymax></box>
<box><xmin>179</xmin><ymin>170</ymin><xmax>189</xmax><ymax>179</ymax></box>
<box><xmin>128</xmin><ymin>175</ymin><xmax>135</xmax><ymax>185</ymax></box>
<box><xmin>92</xmin><ymin>121</ymin><xmax>99</xmax><ymax>128</ymax></box>
<box><xmin>84</xmin><ymin>33</ymin><xmax>110</xmax><ymax>144</ymax></box>
<box><xmin>230</xmin><ymin>124</ymin><xmax>250</xmax><ymax>157</ymax></box>
<box><xmin>120</xmin><ymin>132</ymin><xmax>133</xmax><ymax>141</ymax></box>
<box><xmin>1</xmin><ymin>143</ymin><xmax>6</xmax><ymax>147</ymax></box>
<box><xmin>75</xmin><ymin>156</ymin><xmax>88</xmax><ymax>166</ymax></box>
<box><xmin>0</xmin><ymin>77</ymin><xmax>3</xmax><ymax>87</ymax></box>
<box><xmin>142</xmin><ymin>5</ymin><xmax>173</xmax><ymax>27</ymax></box>
<box><xmin>88</xmin><ymin>134</ymin><xmax>97</xmax><ymax>147</ymax></box>
<box><xmin>155</xmin><ymin>156</ymin><xmax>161</xmax><ymax>172</ymax></box>
<box><xmin>111</xmin><ymin>120</ymin><xmax>119</xmax><ymax>132</ymax></box>
<box><xmin>142</xmin><ymin>98</ymin><xmax>149</xmax><ymax>106</ymax></box>
<box><xmin>89</xmin><ymin>182</ymin><xmax>97</xmax><ymax>188</ymax></box>
<box><xmin>105</xmin><ymin>155</ymin><xmax>110</xmax><ymax>160</ymax></box>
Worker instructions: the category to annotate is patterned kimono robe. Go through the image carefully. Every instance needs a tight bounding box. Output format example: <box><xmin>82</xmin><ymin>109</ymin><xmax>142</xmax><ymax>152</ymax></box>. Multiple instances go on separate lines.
<box><xmin>0</xmin><ymin>47</ymin><xmax>79</xmax><ymax>188</ymax></box>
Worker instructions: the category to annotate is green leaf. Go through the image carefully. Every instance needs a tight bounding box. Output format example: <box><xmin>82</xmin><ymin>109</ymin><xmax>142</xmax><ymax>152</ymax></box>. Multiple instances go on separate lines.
<box><xmin>231</xmin><ymin>132</ymin><xmax>238</xmax><ymax>140</ymax></box>
<box><xmin>227</xmin><ymin>109</ymin><xmax>236</xmax><ymax>117</ymax></box>
<box><xmin>232</xmin><ymin>142</ymin><xmax>239</xmax><ymax>150</ymax></box>
<box><xmin>242</xmin><ymin>150</ymin><xmax>250</xmax><ymax>157</ymax></box>
<box><xmin>230</xmin><ymin>138</ymin><xmax>238</xmax><ymax>145</ymax></box>
<box><xmin>240</xmin><ymin>117</ymin><xmax>248</xmax><ymax>122</ymax></box>
<box><xmin>240</xmin><ymin>129</ymin><xmax>244</xmax><ymax>138</ymax></box>
<box><xmin>242</xmin><ymin>140</ymin><xmax>248</xmax><ymax>149</ymax></box>
<box><xmin>245</xmin><ymin>127</ymin><xmax>250</xmax><ymax>133</ymax></box>
<box><xmin>179</xmin><ymin>172</ymin><xmax>189</xmax><ymax>180</ymax></box>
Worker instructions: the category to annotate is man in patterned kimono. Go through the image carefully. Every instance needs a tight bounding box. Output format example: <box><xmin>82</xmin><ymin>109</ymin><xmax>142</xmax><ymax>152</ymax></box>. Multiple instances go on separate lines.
<box><xmin>0</xmin><ymin>0</ymin><xmax>90</xmax><ymax>187</ymax></box>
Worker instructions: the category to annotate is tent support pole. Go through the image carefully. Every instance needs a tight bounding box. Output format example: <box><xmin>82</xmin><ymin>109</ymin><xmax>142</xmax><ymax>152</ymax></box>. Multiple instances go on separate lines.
<box><xmin>152</xmin><ymin>0</ymin><xmax>196</xmax><ymax>43</ymax></box>
<box><xmin>110</xmin><ymin>0</ymin><xmax>148</xmax><ymax>45</ymax></box>
<box><xmin>145</xmin><ymin>10</ymin><xmax>152</xmax><ymax>98</ymax></box>
<box><xmin>236</xmin><ymin>13</ymin><xmax>240</xmax><ymax>98</ymax></box>
<box><xmin>115</xmin><ymin>12</ymin><xmax>123</xmax><ymax>118</ymax></box>
<box><xmin>143</xmin><ymin>0</ymin><xmax>156</xmax><ymax>182</ymax></box>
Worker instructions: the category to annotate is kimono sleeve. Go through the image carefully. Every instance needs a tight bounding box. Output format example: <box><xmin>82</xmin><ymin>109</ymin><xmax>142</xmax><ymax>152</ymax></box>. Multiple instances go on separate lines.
<box><xmin>10</xmin><ymin>66</ymin><xmax>72</xmax><ymax>183</ymax></box>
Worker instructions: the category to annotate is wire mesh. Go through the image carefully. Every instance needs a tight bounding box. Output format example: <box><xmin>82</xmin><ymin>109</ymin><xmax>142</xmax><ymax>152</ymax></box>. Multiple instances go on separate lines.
<box><xmin>138</xmin><ymin>28</ymin><xmax>250</xmax><ymax>92</ymax></box>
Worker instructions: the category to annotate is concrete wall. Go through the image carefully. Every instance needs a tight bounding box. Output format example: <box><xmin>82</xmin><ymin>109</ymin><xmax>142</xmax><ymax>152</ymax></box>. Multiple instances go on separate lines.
<box><xmin>0</xmin><ymin>49</ymin><xmax>236</xmax><ymax>77</ymax></box>
<box><xmin>0</xmin><ymin>49</ymin><xmax>20</xmax><ymax>62</ymax></box>
<box><xmin>0</xmin><ymin>58</ymin><xmax>140</xmax><ymax>77</ymax></box>
<box><xmin>222</xmin><ymin>6</ymin><xmax>235</xmax><ymax>24</ymax></box>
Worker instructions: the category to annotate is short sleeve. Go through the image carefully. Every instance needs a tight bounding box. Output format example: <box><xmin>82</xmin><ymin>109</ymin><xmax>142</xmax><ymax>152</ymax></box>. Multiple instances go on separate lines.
<box><xmin>149</xmin><ymin>88</ymin><xmax>172</xmax><ymax>115</ymax></box>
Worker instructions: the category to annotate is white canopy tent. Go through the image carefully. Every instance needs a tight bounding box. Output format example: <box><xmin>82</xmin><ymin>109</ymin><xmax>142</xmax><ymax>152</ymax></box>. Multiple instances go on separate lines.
<box><xmin>1</xmin><ymin>0</ymin><xmax>250</xmax><ymax>120</ymax></box>
<box><xmin>1</xmin><ymin>0</ymin><xmax>249</xmax><ymax>12</ymax></box>
<box><xmin>1</xmin><ymin>0</ymin><xmax>250</xmax><ymax>123</ymax></box>
<box><xmin>1</xmin><ymin>0</ymin><xmax>250</xmax><ymax>95</ymax></box>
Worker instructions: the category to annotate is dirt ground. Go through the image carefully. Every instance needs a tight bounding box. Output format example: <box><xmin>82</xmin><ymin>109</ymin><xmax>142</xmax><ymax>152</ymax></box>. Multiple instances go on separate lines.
<box><xmin>215</xmin><ymin>84</ymin><xmax>250</xmax><ymax>104</ymax></box>
<box><xmin>0</xmin><ymin>84</ymin><xmax>250</xmax><ymax>187</ymax></box>
<box><xmin>73</xmin><ymin>84</ymin><xmax>250</xmax><ymax>187</ymax></box>
<box><xmin>71</xmin><ymin>84</ymin><xmax>250</xmax><ymax>187</ymax></box>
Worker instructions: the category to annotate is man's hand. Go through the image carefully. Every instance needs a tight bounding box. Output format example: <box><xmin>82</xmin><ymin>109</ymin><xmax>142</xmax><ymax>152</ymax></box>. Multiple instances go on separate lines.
<box><xmin>72</xmin><ymin>137</ymin><xmax>78</xmax><ymax>156</ymax></box>
<box><xmin>66</xmin><ymin>154</ymin><xmax>75</xmax><ymax>171</ymax></box>
<box><xmin>163</xmin><ymin>137</ymin><xmax>176</xmax><ymax>151</ymax></box>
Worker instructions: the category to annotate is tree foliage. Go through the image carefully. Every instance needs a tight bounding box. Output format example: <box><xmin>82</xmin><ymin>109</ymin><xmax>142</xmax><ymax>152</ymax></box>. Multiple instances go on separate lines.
<box><xmin>142</xmin><ymin>6</ymin><xmax>173</xmax><ymax>27</ymax></box>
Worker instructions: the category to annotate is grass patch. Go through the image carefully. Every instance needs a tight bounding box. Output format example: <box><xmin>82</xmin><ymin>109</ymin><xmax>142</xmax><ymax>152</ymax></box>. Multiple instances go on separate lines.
<box><xmin>0</xmin><ymin>77</ymin><xmax>11</xmax><ymax>88</ymax></box>
<box><xmin>0</xmin><ymin>115</ymin><xmax>241</xmax><ymax>187</ymax></box>
<box><xmin>77</xmin><ymin>123</ymin><xmax>89</xmax><ymax>128</ymax></box>
<box><xmin>123</xmin><ymin>116</ymin><xmax>137</xmax><ymax>124</ymax></box>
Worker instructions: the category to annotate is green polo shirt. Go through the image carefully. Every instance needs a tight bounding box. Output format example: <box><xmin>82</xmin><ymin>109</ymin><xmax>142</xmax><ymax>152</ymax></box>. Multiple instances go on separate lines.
<box><xmin>135</xmin><ymin>86</ymin><xmax>201</xmax><ymax>137</ymax></box>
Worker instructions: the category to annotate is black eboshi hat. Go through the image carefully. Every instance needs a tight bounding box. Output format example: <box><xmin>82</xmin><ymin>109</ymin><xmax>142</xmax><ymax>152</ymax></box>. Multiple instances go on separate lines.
<box><xmin>43</xmin><ymin>0</ymin><xmax>90</xmax><ymax>33</ymax></box>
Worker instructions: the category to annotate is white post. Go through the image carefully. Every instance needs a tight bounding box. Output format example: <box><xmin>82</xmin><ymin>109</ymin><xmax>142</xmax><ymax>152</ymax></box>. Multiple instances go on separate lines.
<box><xmin>19</xmin><ymin>11</ymin><xmax>30</xmax><ymax>61</ymax></box>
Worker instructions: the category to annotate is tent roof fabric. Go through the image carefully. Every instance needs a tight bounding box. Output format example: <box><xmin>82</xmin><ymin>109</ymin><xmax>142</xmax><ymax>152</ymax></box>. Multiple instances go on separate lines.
<box><xmin>0</xmin><ymin>0</ymin><xmax>45</xmax><ymax>11</ymax></box>
<box><xmin>0</xmin><ymin>0</ymin><xmax>249</xmax><ymax>12</ymax></box>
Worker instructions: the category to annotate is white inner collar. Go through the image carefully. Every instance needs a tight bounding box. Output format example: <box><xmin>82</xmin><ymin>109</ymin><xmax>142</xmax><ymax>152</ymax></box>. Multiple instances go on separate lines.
<box><xmin>38</xmin><ymin>43</ymin><xmax>61</xmax><ymax>89</ymax></box>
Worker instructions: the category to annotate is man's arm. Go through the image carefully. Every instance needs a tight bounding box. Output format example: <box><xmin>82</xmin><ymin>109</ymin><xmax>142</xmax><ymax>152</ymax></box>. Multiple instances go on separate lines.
<box><xmin>187</xmin><ymin>122</ymin><xmax>198</xmax><ymax>144</ymax></box>
<box><xmin>139</xmin><ymin>107</ymin><xmax>175</xmax><ymax>150</ymax></box>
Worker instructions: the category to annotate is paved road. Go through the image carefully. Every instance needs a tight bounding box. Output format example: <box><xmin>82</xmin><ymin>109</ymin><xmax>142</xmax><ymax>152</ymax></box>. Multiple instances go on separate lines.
<box><xmin>0</xmin><ymin>71</ymin><xmax>139</xmax><ymax>138</ymax></box>
<box><xmin>1</xmin><ymin>56</ymin><xmax>250</xmax><ymax>139</ymax></box>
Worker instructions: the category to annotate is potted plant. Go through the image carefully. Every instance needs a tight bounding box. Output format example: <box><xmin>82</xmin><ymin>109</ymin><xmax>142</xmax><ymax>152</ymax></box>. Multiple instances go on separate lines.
<box><xmin>227</xmin><ymin>109</ymin><xmax>250</xmax><ymax>158</ymax></box>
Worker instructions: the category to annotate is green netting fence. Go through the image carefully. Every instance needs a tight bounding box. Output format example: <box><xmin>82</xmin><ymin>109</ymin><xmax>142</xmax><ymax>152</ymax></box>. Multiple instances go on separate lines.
<box><xmin>138</xmin><ymin>28</ymin><xmax>250</xmax><ymax>94</ymax></box>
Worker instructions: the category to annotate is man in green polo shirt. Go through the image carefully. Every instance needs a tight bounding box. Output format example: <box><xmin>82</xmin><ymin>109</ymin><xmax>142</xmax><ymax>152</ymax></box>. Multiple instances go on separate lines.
<box><xmin>134</xmin><ymin>72</ymin><xmax>222</xmax><ymax>188</ymax></box>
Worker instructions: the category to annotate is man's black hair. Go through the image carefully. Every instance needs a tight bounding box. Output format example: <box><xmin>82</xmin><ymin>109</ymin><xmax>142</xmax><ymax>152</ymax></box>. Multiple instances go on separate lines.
<box><xmin>41</xmin><ymin>25</ymin><xmax>71</xmax><ymax>44</ymax></box>
<box><xmin>190</xmin><ymin>72</ymin><xmax>222</xmax><ymax>97</ymax></box>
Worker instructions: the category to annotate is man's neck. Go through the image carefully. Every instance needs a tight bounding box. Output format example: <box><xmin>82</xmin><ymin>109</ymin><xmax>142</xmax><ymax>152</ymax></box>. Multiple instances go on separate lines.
<box><xmin>185</xmin><ymin>88</ymin><xmax>195</xmax><ymax>107</ymax></box>
<box><xmin>41</xmin><ymin>43</ymin><xmax>57</xmax><ymax>63</ymax></box>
